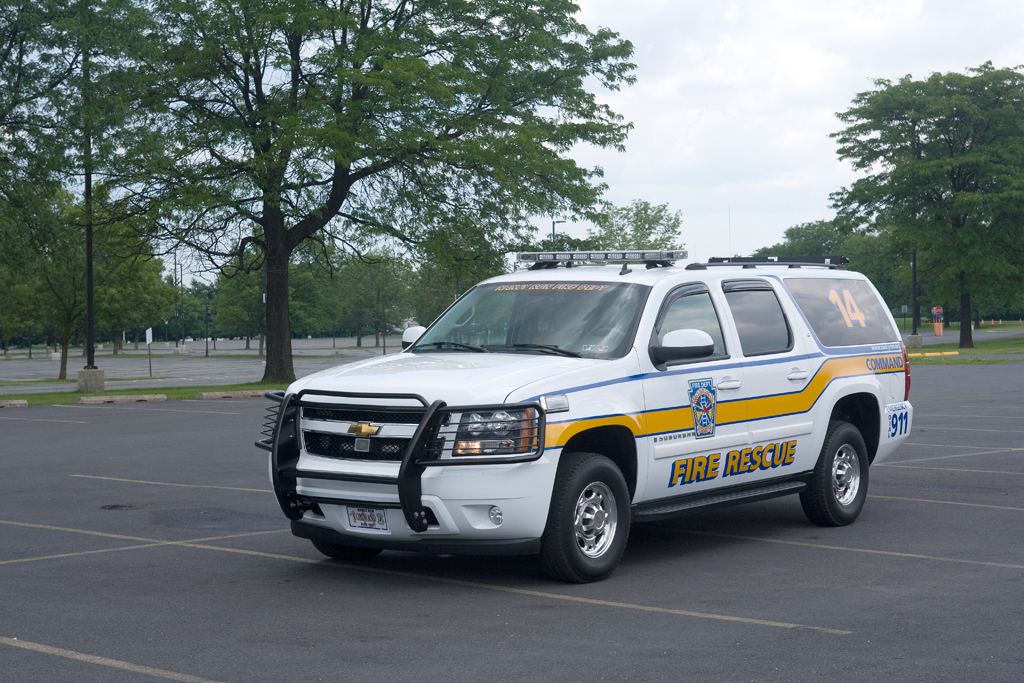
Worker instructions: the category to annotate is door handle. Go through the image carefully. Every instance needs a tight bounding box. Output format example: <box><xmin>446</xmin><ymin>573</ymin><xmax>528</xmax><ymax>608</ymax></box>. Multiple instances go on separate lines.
<box><xmin>787</xmin><ymin>370</ymin><xmax>809</xmax><ymax>381</ymax></box>
<box><xmin>717</xmin><ymin>379</ymin><xmax>742</xmax><ymax>390</ymax></box>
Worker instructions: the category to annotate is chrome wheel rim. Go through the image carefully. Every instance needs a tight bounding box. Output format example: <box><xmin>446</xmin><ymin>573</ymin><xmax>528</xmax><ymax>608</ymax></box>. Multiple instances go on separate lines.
<box><xmin>574</xmin><ymin>481</ymin><xmax>617</xmax><ymax>558</ymax></box>
<box><xmin>832</xmin><ymin>444</ymin><xmax>861</xmax><ymax>506</ymax></box>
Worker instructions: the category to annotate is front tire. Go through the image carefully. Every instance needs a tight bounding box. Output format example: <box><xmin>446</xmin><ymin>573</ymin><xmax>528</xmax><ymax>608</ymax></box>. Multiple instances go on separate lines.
<box><xmin>540</xmin><ymin>452</ymin><xmax>630</xmax><ymax>583</ymax></box>
<box><xmin>311</xmin><ymin>539</ymin><xmax>383</xmax><ymax>561</ymax></box>
<box><xmin>800</xmin><ymin>421</ymin><xmax>869</xmax><ymax>526</ymax></box>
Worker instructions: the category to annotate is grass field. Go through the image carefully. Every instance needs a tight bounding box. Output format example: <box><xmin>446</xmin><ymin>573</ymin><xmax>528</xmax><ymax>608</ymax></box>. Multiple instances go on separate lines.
<box><xmin>915</xmin><ymin>336</ymin><xmax>1024</xmax><ymax>355</ymax></box>
<box><xmin>892</xmin><ymin>319</ymin><xmax>1024</xmax><ymax>332</ymax></box>
<box><xmin>910</xmin><ymin>356</ymin><xmax>1022</xmax><ymax>365</ymax></box>
<box><xmin>0</xmin><ymin>376</ymin><xmax>171</xmax><ymax>387</ymax></box>
<box><xmin>0</xmin><ymin>382</ymin><xmax>288</xmax><ymax>407</ymax></box>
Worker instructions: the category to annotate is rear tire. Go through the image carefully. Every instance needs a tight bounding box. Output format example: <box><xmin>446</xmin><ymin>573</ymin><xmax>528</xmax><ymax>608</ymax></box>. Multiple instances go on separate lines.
<box><xmin>800</xmin><ymin>421</ymin><xmax>869</xmax><ymax>526</ymax></box>
<box><xmin>540</xmin><ymin>452</ymin><xmax>630</xmax><ymax>583</ymax></box>
<box><xmin>311</xmin><ymin>539</ymin><xmax>383</xmax><ymax>561</ymax></box>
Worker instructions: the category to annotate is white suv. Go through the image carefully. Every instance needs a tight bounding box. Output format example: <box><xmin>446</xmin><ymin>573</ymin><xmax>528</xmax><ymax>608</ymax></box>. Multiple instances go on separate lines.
<box><xmin>258</xmin><ymin>252</ymin><xmax>912</xmax><ymax>582</ymax></box>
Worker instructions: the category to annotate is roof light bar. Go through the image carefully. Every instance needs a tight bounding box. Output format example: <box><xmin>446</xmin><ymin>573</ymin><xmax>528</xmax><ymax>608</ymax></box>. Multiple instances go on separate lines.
<box><xmin>518</xmin><ymin>249</ymin><xmax>688</xmax><ymax>263</ymax></box>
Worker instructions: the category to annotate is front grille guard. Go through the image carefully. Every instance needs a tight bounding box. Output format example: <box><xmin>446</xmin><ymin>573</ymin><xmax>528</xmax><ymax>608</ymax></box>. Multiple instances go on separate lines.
<box><xmin>256</xmin><ymin>389</ymin><xmax>546</xmax><ymax>532</ymax></box>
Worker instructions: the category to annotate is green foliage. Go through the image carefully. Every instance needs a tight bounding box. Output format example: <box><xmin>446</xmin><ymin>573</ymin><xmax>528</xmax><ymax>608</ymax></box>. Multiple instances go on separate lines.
<box><xmin>831</xmin><ymin>63</ymin><xmax>1024</xmax><ymax>347</ymax></box>
<box><xmin>588</xmin><ymin>199</ymin><xmax>684</xmax><ymax>251</ymax></box>
<box><xmin>335</xmin><ymin>253</ymin><xmax>414</xmax><ymax>345</ymax></box>
<box><xmin>133</xmin><ymin>0</ymin><xmax>635</xmax><ymax>381</ymax></box>
<box><xmin>213</xmin><ymin>269</ymin><xmax>264</xmax><ymax>343</ymax></box>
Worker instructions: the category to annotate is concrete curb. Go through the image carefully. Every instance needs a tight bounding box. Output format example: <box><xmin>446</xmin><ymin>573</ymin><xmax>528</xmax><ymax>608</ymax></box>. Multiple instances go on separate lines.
<box><xmin>0</xmin><ymin>399</ymin><xmax>28</xmax><ymax>408</ymax></box>
<box><xmin>77</xmin><ymin>394</ymin><xmax>167</xmax><ymax>404</ymax></box>
<box><xmin>196</xmin><ymin>390</ymin><xmax>267</xmax><ymax>399</ymax></box>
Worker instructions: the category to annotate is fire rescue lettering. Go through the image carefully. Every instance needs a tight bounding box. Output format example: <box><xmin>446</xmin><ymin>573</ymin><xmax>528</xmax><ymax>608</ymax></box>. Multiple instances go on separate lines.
<box><xmin>667</xmin><ymin>440</ymin><xmax>798</xmax><ymax>488</ymax></box>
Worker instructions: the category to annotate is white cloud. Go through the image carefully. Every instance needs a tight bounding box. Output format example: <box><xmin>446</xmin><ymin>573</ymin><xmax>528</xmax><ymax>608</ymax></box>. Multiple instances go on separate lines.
<box><xmin>554</xmin><ymin>0</ymin><xmax>1024</xmax><ymax>260</ymax></box>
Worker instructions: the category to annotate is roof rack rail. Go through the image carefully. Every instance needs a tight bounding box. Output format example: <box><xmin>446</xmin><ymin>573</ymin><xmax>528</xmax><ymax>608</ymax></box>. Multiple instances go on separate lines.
<box><xmin>686</xmin><ymin>256</ymin><xmax>848</xmax><ymax>270</ymax></box>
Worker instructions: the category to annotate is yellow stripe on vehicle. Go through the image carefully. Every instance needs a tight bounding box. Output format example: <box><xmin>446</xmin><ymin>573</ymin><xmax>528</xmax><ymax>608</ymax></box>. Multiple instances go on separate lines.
<box><xmin>546</xmin><ymin>353</ymin><xmax>903</xmax><ymax>446</ymax></box>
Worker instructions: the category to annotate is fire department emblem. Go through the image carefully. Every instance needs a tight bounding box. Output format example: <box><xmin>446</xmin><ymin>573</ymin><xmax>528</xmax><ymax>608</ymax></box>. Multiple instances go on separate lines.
<box><xmin>688</xmin><ymin>378</ymin><xmax>717</xmax><ymax>439</ymax></box>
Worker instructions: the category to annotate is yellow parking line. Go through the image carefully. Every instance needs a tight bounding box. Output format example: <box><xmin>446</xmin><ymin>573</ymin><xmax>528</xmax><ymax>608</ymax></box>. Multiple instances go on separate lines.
<box><xmin>0</xmin><ymin>637</ymin><xmax>224</xmax><ymax>683</ymax></box>
<box><xmin>71</xmin><ymin>474</ymin><xmax>272</xmax><ymax>493</ymax></box>
<box><xmin>875</xmin><ymin>464</ymin><xmax>1024</xmax><ymax>476</ymax></box>
<box><xmin>0</xmin><ymin>519</ymin><xmax>848</xmax><ymax>633</ymax></box>
<box><xmin>174</xmin><ymin>542</ymin><xmax>851</xmax><ymax>634</ymax></box>
<box><xmin>887</xmin><ymin>448</ymin><xmax>1021</xmax><ymax>464</ymax></box>
<box><xmin>673</xmin><ymin>530</ymin><xmax>1024</xmax><ymax>569</ymax></box>
<box><xmin>869</xmin><ymin>494</ymin><xmax>1024</xmax><ymax>512</ymax></box>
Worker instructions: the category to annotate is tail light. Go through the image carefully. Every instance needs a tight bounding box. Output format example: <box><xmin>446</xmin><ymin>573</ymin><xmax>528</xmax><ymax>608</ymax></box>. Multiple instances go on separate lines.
<box><xmin>900</xmin><ymin>342</ymin><xmax>911</xmax><ymax>401</ymax></box>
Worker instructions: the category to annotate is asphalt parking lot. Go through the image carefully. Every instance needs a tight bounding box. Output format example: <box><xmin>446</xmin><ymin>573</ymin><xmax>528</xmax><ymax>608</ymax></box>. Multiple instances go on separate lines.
<box><xmin>1</xmin><ymin>363</ymin><xmax>1022</xmax><ymax>682</ymax></box>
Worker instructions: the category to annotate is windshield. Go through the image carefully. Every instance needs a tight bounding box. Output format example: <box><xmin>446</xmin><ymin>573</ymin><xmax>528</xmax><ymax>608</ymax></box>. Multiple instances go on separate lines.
<box><xmin>414</xmin><ymin>281</ymin><xmax>649</xmax><ymax>359</ymax></box>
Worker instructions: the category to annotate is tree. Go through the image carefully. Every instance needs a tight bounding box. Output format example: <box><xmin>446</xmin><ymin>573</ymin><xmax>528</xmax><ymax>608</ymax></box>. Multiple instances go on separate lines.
<box><xmin>751</xmin><ymin>219</ymin><xmax>855</xmax><ymax>259</ymax></box>
<box><xmin>832</xmin><ymin>63</ymin><xmax>1024</xmax><ymax>348</ymax></box>
<box><xmin>213</xmin><ymin>269</ymin><xmax>265</xmax><ymax>353</ymax></box>
<box><xmin>753</xmin><ymin>219</ymin><xmax>908</xmax><ymax>313</ymax></box>
<box><xmin>134</xmin><ymin>0</ymin><xmax>635</xmax><ymax>382</ymax></box>
<box><xmin>96</xmin><ymin>255</ymin><xmax>175</xmax><ymax>351</ymax></box>
<box><xmin>588</xmin><ymin>199</ymin><xmax>684</xmax><ymax>251</ymax></box>
<box><xmin>336</xmin><ymin>253</ymin><xmax>412</xmax><ymax>346</ymax></box>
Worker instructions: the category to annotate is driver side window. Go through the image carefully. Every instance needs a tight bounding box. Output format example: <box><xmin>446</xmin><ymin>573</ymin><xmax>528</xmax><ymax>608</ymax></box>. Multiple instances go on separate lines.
<box><xmin>656</xmin><ymin>288</ymin><xmax>728</xmax><ymax>357</ymax></box>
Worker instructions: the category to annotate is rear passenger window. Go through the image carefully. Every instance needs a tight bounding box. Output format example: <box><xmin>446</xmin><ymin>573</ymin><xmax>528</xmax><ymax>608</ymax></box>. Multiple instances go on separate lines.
<box><xmin>722</xmin><ymin>280</ymin><xmax>792</xmax><ymax>356</ymax></box>
<box><xmin>784</xmin><ymin>278</ymin><xmax>899</xmax><ymax>347</ymax></box>
<box><xmin>656</xmin><ymin>285</ymin><xmax>728</xmax><ymax>358</ymax></box>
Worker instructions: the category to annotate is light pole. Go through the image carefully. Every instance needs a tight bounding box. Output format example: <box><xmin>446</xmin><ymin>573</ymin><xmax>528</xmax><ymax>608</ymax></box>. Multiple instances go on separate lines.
<box><xmin>551</xmin><ymin>219</ymin><xmax>565</xmax><ymax>245</ymax></box>
<box><xmin>205</xmin><ymin>307</ymin><xmax>210</xmax><ymax>357</ymax></box>
<box><xmin>911</xmin><ymin>249</ymin><xmax>918</xmax><ymax>336</ymax></box>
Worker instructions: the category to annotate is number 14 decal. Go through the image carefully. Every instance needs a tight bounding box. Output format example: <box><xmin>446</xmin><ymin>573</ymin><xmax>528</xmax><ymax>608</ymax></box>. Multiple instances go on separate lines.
<box><xmin>829</xmin><ymin>289</ymin><xmax>866</xmax><ymax>328</ymax></box>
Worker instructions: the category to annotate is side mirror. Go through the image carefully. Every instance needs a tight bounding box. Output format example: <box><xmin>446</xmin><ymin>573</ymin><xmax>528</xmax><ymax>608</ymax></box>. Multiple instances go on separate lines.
<box><xmin>401</xmin><ymin>326</ymin><xmax>427</xmax><ymax>350</ymax></box>
<box><xmin>650</xmin><ymin>328</ymin><xmax>715</xmax><ymax>366</ymax></box>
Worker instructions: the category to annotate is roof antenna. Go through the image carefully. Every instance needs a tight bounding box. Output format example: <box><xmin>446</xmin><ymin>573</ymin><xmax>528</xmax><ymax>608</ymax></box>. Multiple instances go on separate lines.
<box><xmin>728</xmin><ymin>203</ymin><xmax>732</xmax><ymax>258</ymax></box>
<box><xmin>619</xmin><ymin>262</ymin><xmax>632</xmax><ymax>275</ymax></box>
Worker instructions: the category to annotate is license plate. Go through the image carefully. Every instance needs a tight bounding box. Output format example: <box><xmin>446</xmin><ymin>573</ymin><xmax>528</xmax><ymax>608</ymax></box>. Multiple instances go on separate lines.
<box><xmin>346</xmin><ymin>506</ymin><xmax>389</xmax><ymax>531</ymax></box>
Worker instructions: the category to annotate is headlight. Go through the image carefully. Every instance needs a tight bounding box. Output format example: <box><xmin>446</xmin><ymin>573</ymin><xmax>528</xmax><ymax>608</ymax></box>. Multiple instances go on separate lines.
<box><xmin>454</xmin><ymin>407</ymin><xmax>540</xmax><ymax>456</ymax></box>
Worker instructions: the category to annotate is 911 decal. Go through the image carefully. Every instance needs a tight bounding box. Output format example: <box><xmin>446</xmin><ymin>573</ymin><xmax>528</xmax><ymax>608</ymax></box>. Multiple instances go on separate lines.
<box><xmin>886</xmin><ymin>402</ymin><xmax>910</xmax><ymax>438</ymax></box>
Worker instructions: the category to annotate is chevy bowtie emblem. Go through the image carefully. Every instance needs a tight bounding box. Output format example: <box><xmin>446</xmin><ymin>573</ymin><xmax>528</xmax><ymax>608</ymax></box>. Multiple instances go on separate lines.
<box><xmin>348</xmin><ymin>422</ymin><xmax>380</xmax><ymax>437</ymax></box>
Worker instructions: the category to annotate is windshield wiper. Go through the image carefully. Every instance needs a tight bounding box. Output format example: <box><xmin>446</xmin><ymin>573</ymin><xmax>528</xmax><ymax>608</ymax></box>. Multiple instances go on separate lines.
<box><xmin>417</xmin><ymin>341</ymin><xmax>490</xmax><ymax>353</ymax></box>
<box><xmin>486</xmin><ymin>343</ymin><xmax>582</xmax><ymax>358</ymax></box>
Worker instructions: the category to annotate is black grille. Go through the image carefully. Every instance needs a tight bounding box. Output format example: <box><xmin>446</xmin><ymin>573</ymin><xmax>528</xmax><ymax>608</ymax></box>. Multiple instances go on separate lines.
<box><xmin>302</xmin><ymin>406</ymin><xmax>425</xmax><ymax>424</ymax></box>
<box><xmin>303</xmin><ymin>431</ymin><xmax>409</xmax><ymax>461</ymax></box>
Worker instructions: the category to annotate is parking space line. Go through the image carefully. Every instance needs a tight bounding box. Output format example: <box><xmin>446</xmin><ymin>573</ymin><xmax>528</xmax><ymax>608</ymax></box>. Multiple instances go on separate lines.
<box><xmin>672</xmin><ymin>530</ymin><xmax>1024</xmax><ymax>569</ymax></box>
<box><xmin>0</xmin><ymin>516</ymin><xmax>851</xmax><ymax>634</ymax></box>
<box><xmin>171</xmin><ymin>542</ymin><xmax>851</xmax><ymax>634</ymax></box>
<box><xmin>869</xmin><ymin>494</ymin><xmax>1024</xmax><ymax>512</ymax></box>
<box><xmin>0</xmin><ymin>520</ymin><xmax>161</xmax><ymax>543</ymax></box>
<box><xmin>917</xmin><ymin>414</ymin><xmax>1023</xmax><ymax>421</ymax></box>
<box><xmin>0</xmin><ymin>530</ymin><xmax>289</xmax><ymax>567</ymax></box>
<box><xmin>902</xmin><ymin>442</ymin><xmax>1006</xmax><ymax>449</ymax></box>
<box><xmin>54</xmin><ymin>405</ymin><xmax>243</xmax><ymax>415</ymax></box>
<box><xmin>0</xmin><ymin>416</ymin><xmax>89</xmax><ymax>424</ymax></box>
<box><xmin>0</xmin><ymin>522</ymin><xmax>288</xmax><ymax>562</ymax></box>
<box><xmin>71</xmin><ymin>474</ymin><xmax>272</xmax><ymax>493</ymax></box>
<box><xmin>913</xmin><ymin>426</ymin><xmax>1024</xmax><ymax>434</ymax></box>
<box><xmin>886</xmin><ymin>448</ymin><xmax>1022</xmax><ymax>464</ymax></box>
<box><xmin>0</xmin><ymin>636</ymin><xmax>224</xmax><ymax>683</ymax></box>
<box><xmin>874</xmin><ymin>464</ymin><xmax>1024</xmax><ymax>476</ymax></box>
<box><xmin>0</xmin><ymin>543</ymin><xmax>171</xmax><ymax>566</ymax></box>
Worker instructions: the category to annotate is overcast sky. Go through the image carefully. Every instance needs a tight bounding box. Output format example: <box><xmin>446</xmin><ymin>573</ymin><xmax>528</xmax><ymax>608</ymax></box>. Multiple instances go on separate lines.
<box><xmin>553</xmin><ymin>0</ymin><xmax>1024</xmax><ymax>261</ymax></box>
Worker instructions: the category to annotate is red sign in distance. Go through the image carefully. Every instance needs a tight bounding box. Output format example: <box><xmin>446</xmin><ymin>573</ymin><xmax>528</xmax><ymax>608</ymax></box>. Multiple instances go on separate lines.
<box><xmin>931</xmin><ymin>306</ymin><xmax>943</xmax><ymax>315</ymax></box>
